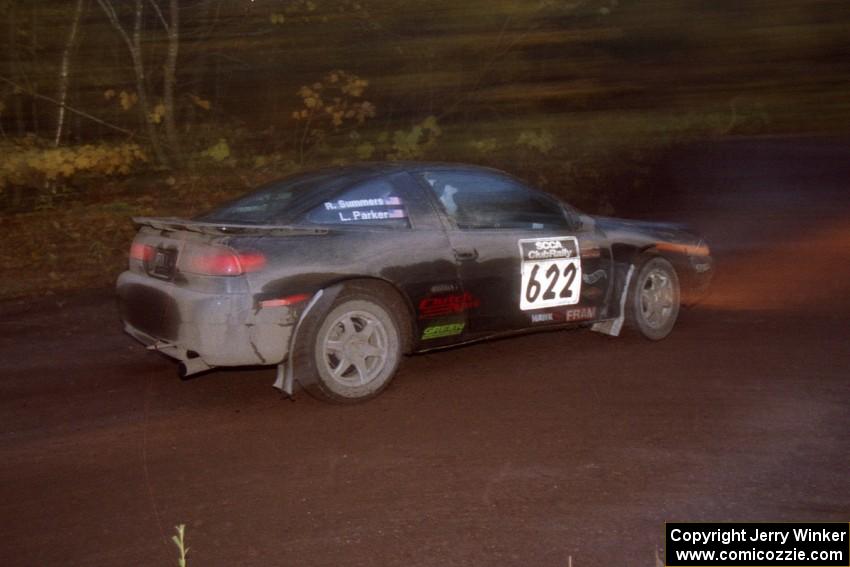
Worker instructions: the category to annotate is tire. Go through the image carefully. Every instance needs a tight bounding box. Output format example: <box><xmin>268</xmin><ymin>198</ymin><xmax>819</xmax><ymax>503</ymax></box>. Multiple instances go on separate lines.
<box><xmin>303</xmin><ymin>290</ymin><xmax>403</xmax><ymax>403</ymax></box>
<box><xmin>626</xmin><ymin>255</ymin><xmax>680</xmax><ymax>340</ymax></box>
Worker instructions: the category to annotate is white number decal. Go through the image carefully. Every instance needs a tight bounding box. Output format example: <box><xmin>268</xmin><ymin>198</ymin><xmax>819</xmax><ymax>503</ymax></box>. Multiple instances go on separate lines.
<box><xmin>519</xmin><ymin>237</ymin><xmax>582</xmax><ymax>310</ymax></box>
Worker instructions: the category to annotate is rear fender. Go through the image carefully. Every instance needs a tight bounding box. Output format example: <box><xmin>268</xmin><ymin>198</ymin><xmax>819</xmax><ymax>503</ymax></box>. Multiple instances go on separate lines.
<box><xmin>275</xmin><ymin>277</ymin><xmax>415</xmax><ymax>396</ymax></box>
<box><xmin>276</xmin><ymin>284</ymin><xmax>344</xmax><ymax>396</ymax></box>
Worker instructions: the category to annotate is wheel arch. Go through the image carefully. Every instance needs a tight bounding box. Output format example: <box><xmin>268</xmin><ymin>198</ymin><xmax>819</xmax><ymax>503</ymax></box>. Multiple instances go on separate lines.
<box><xmin>623</xmin><ymin>253</ymin><xmax>681</xmax><ymax>340</ymax></box>
<box><xmin>321</xmin><ymin>276</ymin><xmax>417</xmax><ymax>354</ymax></box>
<box><xmin>605</xmin><ymin>242</ymin><xmax>683</xmax><ymax>319</ymax></box>
<box><xmin>630</xmin><ymin>244</ymin><xmax>695</xmax><ymax>303</ymax></box>
<box><xmin>286</xmin><ymin>275</ymin><xmax>412</xmax><ymax>402</ymax></box>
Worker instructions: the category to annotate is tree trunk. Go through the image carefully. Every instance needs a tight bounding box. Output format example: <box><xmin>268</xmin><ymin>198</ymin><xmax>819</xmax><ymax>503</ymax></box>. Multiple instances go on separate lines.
<box><xmin>7</xmin><ymin>2</ymin><xmax>26</xmax><ymax>136</ymax></box>
<box><xmin>54</xmin><ymin>0</ymin><xmax>86</xmax><ymax>147</ymax></box>
<box><xmin>162</xmin><ymin>0</ymin><xmax>182</xmax><ymax>166</ymax></box>
<box><xmin>29</xmin><ymin>3</ymin><xmax>39</xmax><ymax>137</ymax></box>
<box><xmin>130</xmin><ymin>0</ymin><xmax>169</xmax><ymax>167</ymax></box>
<box><xmin>96</xmin><ymin>0</ymin><xmax>170</xmax><ymax>167</ymax></box>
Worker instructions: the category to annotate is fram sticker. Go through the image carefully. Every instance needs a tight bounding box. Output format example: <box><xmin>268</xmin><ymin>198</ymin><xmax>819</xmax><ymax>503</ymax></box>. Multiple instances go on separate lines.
<box><xmin>418</xmin><ymin>292</ymin><xmax>479</xmax><ymax>319</ymax></box>
<box><xmin>421</xmin><ymin>322</ymin><xmax>465</xmax><ymax>340</ymax></box>
<box><xmin>564</xmin><ymin>306</ymin><xmax>596</xmax><ymax>322</ymax></box>
<box><xmin>518</xmin><ymin>236</ymin><xmax>582</xmax><ymax>311</ymax></box>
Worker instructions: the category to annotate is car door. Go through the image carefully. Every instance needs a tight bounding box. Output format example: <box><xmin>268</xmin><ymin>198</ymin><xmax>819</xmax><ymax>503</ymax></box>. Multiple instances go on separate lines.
<box><xmin>298</xmin><ymin>171</ymin><xmax>467</xmax><ymax>347</ymax></box>
<box><xmin>413</xmin><ymin>168</ymin><xmax>612</xmax><ymax>336</ymax></box>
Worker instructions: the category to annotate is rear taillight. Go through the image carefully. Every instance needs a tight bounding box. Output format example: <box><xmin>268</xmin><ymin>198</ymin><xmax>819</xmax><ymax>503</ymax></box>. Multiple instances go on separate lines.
<box><xmin>181</xmin><ymin>248</ymin><xmax>266</xmax><ymax>276</ymax></box>
<box><xmin>129</xmin><ymin>242</ymin><xmax>154</xmax><ymax>262</ymax></box>
<box><xmin>235</xmin><ymin>252</ymin><xmax>267</xmax><ymax>272</ymax></box>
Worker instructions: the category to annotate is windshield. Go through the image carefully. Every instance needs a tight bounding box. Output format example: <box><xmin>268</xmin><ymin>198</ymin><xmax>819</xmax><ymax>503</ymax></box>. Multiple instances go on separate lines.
<box><xmin>198</xmin><ymin>169</ymin><xmax>372</xmax><ymax>224</ymax></box>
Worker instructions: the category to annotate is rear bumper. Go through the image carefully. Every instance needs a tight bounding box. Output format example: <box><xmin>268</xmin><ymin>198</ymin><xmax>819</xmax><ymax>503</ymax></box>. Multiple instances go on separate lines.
<box><xmin>116</xmin><ymin>271</ymin><xmax>293</xmax><ymax>367</ymax></box>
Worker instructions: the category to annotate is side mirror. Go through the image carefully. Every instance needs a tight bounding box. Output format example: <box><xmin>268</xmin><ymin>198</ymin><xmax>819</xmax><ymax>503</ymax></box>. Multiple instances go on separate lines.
<box><xmin>560</xmin><ymin>204</ymin><xmax>583</xmax><ymax>231</ymax></box>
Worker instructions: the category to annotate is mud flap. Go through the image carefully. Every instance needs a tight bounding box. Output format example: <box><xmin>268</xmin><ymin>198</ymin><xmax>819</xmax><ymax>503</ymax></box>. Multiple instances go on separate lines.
<box><xmin>272</xmin><ymin>363</ymin><xmax>289</xmax><ymax>395</ymax></box>
<box><xmin>272</xmin><ymin>285</ymin><xmax>343</xmax><ymax>398</ymax></box>
<box><xmin>591</xmin><ymin>264</ymin><xmax>634</xmax><ymax>337</ymax></box>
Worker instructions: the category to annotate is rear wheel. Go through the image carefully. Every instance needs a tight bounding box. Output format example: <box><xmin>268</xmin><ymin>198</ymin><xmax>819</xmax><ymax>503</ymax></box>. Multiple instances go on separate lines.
<box><xmin>306</xmin><ymin>293</ymin><xmax>402</xmax><ymax>403</ymax></box>
<box><xmin>626</xmin><ymin>256</ymin><xmax>680</xmax><ymax>340</ymax></box>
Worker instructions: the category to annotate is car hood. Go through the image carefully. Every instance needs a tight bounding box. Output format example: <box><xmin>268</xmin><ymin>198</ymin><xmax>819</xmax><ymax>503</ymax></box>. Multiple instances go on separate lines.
<box><xmin>591</xmin><ymin>215</ymin><xmax>702</xmax><ymax>246</ymax></box>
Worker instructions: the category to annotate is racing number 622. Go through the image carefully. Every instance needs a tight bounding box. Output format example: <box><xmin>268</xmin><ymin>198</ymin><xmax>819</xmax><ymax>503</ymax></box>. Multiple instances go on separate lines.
<box><xmin>525</xmin><ymin>262</ymin><xmax>577</xmax><ymax>303</ymax></box>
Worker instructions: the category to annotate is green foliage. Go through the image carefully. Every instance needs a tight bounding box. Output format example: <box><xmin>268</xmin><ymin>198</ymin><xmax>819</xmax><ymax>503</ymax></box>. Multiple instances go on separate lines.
<box><xmin>517</xmin><ymin>130</ymin><xmax>554</xmax><ymax>155</ymax></box>
<box><xmin>103</xmin><ymin>89</ymin><xmax>138</xmax><ymax>111</ymax></box>
<box><xmin>148</xmin><ymin>102</ymin><xmax>166</xmax><ymax>125</ymax></box>
<box><xmin>200</xmin><ymin>139</ymin><xmax>230</xmax><ymax>162</ymax></box>
<box><xmin>355</xmin><ymin>142</ymin><xmax>375</xmax><ymax>160</ymax></box>
<box><xmin>293</xmin><ymin>71</ymin><xmax>375</xmax><ymax>127</ymax></box>
<box><xmin>468</xmin><ymin>138</ymin><xmax>500</xmax><ymax>155</ymax></box>
<box><xmin>270</xmin><ymin>0</ymin><xmax>318</xmax><ymax>25</ymax></box>
<box><xmin>387</xmin><ymin>116</ymin><xmax>441</xmax><ymax>160</ymax></box>
<box><xmin>188</xmin><ymin>94</ymin><xmax>211</xmax><ymax>111</ymax></box>
<box><xmin>252</xmin><ymin>153</ymin><xmax>299</xmax><ymax>176</ymax></box>
<box><xmin>0</xmin><ymin>139</ymin><xmax>146</xmax><ymax>191</ymax></box>
<box><xmin>292</xmin><ymin>70</ymin><xmax>376</xmax><ymax>161</ymax></box>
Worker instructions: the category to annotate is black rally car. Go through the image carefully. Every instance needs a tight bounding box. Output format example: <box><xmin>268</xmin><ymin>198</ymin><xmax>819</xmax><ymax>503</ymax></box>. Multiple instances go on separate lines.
<box><xmin>117</xmin><ymin>162</ymin><xmax>713</xmax><ymax>403</ymax></box>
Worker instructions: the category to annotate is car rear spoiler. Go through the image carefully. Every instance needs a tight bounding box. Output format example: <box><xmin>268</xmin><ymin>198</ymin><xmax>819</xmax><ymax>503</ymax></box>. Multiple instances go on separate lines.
<box><xmin>132</xmin><ymin>216</ymin><xmax>328</xmax><ymax>236</ymax></box>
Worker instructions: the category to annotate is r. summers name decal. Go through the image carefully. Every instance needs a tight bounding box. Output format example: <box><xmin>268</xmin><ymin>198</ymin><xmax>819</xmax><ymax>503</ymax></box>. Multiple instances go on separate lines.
<box><xmin>323</xmin><ymin>196</ymin><xmax>402</xmax><ymax>210</ymax></box>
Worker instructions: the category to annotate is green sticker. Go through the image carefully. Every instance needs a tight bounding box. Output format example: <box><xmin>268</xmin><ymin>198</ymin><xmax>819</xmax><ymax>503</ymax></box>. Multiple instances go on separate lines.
<box><xmin>421</xmin><ymin>322</ymin><xmax>465</xmax><ymax>340</ymax></box>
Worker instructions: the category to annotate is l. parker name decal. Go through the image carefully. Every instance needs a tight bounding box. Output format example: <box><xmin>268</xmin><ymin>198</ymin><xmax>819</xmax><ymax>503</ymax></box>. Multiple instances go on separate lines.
<box><xmin>336</xmin><ymin>208</ymin><xmax>406</xmax><ymax>222</ymax></box>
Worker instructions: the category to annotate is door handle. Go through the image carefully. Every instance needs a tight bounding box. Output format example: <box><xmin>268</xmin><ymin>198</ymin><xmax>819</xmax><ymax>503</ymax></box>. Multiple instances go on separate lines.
<box><xmin>453</xmin><ymin>247</ymin><xmax>478</xmax><ymax>261</ymax></box>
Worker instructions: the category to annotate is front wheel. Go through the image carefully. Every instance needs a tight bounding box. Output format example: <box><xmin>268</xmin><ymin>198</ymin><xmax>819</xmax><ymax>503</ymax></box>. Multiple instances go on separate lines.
<box><xmin>626</xmin><ymin>256</ymin><xmax>680</xmax><ymax>340</ymax></box>
<box><xmin>307</xmin><ymin>295</ymin><xmax>402</xmax><ymax>403</ymax></box>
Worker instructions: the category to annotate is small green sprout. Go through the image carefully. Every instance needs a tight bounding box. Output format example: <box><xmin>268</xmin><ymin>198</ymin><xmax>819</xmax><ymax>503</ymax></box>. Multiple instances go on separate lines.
<box><xmin>171</xmin><ymin>524</ymin><xmax>189</xmax><ymax>567</ymax></box>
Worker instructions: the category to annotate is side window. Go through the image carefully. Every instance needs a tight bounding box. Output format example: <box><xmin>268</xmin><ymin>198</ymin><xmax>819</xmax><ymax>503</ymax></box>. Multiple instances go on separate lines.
<box><xmin>305</xmin><ymin>178</ymin><xmax>410</xmax><ymax>228</ymax></box>
<box><xmin>418</xmin><ymin>171</ymin><xmax>569</xmax><ymax>230</ymax></box>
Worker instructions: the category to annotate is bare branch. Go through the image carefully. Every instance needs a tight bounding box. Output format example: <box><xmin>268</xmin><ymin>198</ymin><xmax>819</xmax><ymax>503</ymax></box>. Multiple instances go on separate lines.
<box><xmin>95</xmin><ymin>0</ymin><xmax>134</xmax><ymax>54</ymax></box>
<box><xmin>436</xmin><ymin>0</ymin><xmax>591</xmax><ymax>121</ymax></box>
<box><xmin>0</xmin><ymin>76</ymin><xmax>135</xmax><ymax>137</ymax></box>
<box><xmin>147</xmin><ymin>0</ymin><xmax>169</xmax><ymax>32</ymax></box>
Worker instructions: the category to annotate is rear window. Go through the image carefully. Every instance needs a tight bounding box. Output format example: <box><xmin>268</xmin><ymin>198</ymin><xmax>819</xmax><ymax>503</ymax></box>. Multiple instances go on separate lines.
<box><xmin>199</xmin><ymin>169</ymin><xmax>370</xmax><ymax>224</ymax></box>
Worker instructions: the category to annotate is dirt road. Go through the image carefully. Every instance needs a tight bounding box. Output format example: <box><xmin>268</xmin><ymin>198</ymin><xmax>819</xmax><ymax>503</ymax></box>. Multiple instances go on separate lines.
<box><xmin>1</xmin><ymin>138</ymin><xmax>848</xmax><ymax>566</ymax></box>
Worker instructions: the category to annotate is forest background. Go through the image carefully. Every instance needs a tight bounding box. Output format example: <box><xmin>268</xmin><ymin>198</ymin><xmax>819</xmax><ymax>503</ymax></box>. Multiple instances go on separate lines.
<box><xmin>1</xmin><ymin>0</ymin><xmax>847</xmax><ymax>297</ymax></box>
